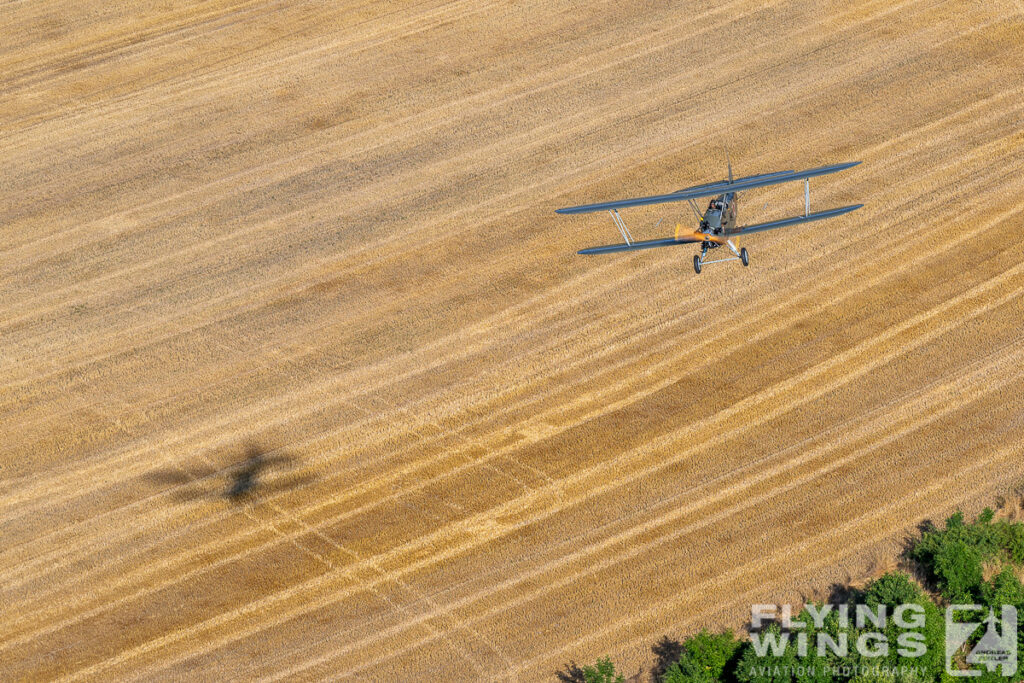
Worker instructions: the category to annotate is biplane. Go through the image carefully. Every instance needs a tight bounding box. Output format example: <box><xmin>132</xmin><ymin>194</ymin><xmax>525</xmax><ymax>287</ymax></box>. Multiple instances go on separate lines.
<box><xmin>556</xmin><ymin>156</ymin><xmax>862</xmax><ymax>273</ymax></box>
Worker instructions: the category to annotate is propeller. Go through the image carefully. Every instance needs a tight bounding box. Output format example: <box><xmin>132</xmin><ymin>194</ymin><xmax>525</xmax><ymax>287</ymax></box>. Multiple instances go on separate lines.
<box><xmin>675</xmin><ymin>223</ymin><xmax>727</xmax><ymax>244</ymax></box>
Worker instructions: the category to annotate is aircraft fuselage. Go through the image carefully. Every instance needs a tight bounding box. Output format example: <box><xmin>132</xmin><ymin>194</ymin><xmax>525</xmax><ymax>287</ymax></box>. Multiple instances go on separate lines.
<box><xmin>700</xmin><ymin>192</ymin><xmax>738</xmax><ymax>244</ymax></box>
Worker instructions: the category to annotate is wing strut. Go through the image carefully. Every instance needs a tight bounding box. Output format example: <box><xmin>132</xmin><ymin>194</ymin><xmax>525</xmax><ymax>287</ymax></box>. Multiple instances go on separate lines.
<box><xmin>804</xmin><ymin>179</ymin><xmax>810</xmax><ymax>217</ymax></box>
<box><xmin>609</xmin><ymin>209</ymin><xmax>633</xmax><ymax>246</ymax></box>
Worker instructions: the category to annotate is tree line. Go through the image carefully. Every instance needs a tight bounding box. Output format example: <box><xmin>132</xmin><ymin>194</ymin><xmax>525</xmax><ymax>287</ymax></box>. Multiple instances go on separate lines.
<box><xmin>557</xmin><ymin>505</ymin><xmax>1024</xmax><ymax>682</ymax></box>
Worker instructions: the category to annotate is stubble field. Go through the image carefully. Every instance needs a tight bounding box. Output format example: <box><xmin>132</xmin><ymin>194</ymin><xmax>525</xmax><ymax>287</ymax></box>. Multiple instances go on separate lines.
<box><xmin>2</xmin><ymin>0</ymin><xmax>1024</xmax><ymax>680</ymax></box>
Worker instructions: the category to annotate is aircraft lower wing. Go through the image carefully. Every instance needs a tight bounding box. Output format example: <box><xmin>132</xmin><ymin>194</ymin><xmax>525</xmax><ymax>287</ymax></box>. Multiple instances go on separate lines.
<box><xmin>577</xmin><ymin>205</ymin><xmax>862</xmax><ymax>254</ymax></box>
<box><xmin>577</xmin><ymin>235</ymin><xmax>705</xmax><ymax>255</ymax></box>
<box><xmin>724</xmin><ymin>204</ymin><xmax>863</xmax><ymax>236</ymax></box>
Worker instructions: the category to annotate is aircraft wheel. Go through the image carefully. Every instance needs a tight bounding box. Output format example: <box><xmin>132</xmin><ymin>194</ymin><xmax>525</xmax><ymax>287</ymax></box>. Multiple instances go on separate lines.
<box><xmin>740</xmin><ymin>247</ymin><xmax>749</xmax><ymax>267</ymax></box>
<box><xmin>693</xmin><ymin>255</ymin><xmax>702</xmax><ymax>274</ymax></box>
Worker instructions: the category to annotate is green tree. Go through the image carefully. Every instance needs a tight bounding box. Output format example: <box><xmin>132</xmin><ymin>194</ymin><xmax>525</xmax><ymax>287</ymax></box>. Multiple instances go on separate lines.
<box><xmin>735</xmin><ymin>624</ymin><xmax>800</xmax><ymax>683</ymax></box>
<box><xmin>651</xmin><ymin>636</ymin><xmax>684</xmax><ymax>682</ymax></box>
<box><xmin>910</xmin><ymin>508</ymin><xmax>1024</xmax><ymax>595</ymax></box>
<box><xmin>864</xmin><ymin>573</ymin><xmax>922</xmax><ymax>609</ymax></box>
<box><xmin>933</xmin><ymin>539</ymin><xmax>983</xmax><ymax>603</ymax></box>
<box><xmin>977</xmin><ymin>567</ymin><xmax>1024</xmax><ymax>683</ymax></box>
<box><xmin>862</xmin><ymin>572</ymin><xmax>945</xmax><ymax>680</ymax></box>
<box><xmin>1000</xmin><ymin>521</ymin><xmax>1024</xmax><ymax>564</ymax></box>
<box><xmin>980</xmin><ymin>566</ymin><xmax>1024</xmax><ymax>611</ymax></box>
<box><xmin>848</xmin><ymin>671</ymin><xmax>896</xmax><ymax>683</ymax></box>
<box><xmin>662</xmin><ymin>629</ymin><xmax>742</xmax><ymax>683</ymax></box>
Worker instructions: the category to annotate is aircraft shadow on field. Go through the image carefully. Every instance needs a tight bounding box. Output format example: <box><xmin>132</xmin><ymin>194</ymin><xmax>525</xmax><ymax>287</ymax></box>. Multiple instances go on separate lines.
<box><xmin>143</xmin><ymin>442</ymin><xmax>316</xmax><ymax>504</ymax></box>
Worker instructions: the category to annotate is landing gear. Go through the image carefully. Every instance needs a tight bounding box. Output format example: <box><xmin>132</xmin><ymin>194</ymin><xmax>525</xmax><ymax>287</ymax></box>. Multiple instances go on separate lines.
<box><xmin>693</xmin><ymin>240</ymin><xmax>748</xmax><ymax>273</ymax></box>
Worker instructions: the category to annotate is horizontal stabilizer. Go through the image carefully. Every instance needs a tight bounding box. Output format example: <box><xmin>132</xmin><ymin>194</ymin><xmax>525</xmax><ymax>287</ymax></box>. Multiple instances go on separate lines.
<box><xmin>725</xmin><ymin>204</ymin><xmax>863</xmax><ymax>236</ymax></box>
<box><xmin>556</xmin><ymin>162</ymin><xmax>861</xmax><ymax>215</ymax></box>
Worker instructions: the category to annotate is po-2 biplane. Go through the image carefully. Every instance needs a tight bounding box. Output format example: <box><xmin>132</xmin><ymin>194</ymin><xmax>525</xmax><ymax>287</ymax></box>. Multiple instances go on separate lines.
<box><xmin>556</xmin><ymin>155</ymin><xmax>862</xmax><ymax>273</ymax></box>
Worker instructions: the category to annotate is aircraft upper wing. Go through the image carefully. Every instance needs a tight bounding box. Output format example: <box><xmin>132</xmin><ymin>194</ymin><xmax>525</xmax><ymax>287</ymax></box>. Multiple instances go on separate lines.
<box><xmin>724</xmin><ymin>204</ymin><xmax>863</xmax><ymax>236</ymax></box>
<box><xmin>672</xmin><ymin>169</ymin><xmax>794</xmax><ymax>195</ymax></box>
<box><xmin>555</xmin><ymin>161</ymin><xmax>861</xmax><ymax>215</ymax></box>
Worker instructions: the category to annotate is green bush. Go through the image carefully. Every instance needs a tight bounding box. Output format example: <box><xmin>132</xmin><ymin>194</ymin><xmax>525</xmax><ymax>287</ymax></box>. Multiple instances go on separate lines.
<box><xmin>556</xmin><ymin>657</ymin><xmax>624</xmax><ymax>683</ymax></box>
<box><xmin>585</xmin><ymin>657</ymin><xmax>625</xmax><ymax>683</ymax></box>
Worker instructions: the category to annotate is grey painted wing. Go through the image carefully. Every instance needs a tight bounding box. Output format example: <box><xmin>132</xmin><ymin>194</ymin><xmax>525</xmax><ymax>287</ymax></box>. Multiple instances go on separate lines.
<box><xmin>724</xmin><ymin>204</ymin><xmax>863</xmax><ymax>236</ymax></box>
<box><xmin>556</xmin><ymin>162</ymin><xmax>861</xmax><ymax>215</ymax></box>
<box><xmin>577</xmin><ymin>235</ymin><xmax>704</xmax><ymax>255</ymax></box>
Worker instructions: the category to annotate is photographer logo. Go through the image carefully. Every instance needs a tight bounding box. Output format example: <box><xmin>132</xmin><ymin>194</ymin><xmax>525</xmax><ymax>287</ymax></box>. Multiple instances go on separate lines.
<box><xmin>945</xmin><ymin>605</ymin><xmax>1017</xmax><ymax>677</ymax></box>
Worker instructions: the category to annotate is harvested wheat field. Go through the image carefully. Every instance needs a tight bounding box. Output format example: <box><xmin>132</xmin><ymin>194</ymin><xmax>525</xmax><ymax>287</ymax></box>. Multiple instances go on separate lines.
<box><xmin>3</xmin><ymin>0</ymin><xmax>1024</xmax><ymax>680</ymax></box>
